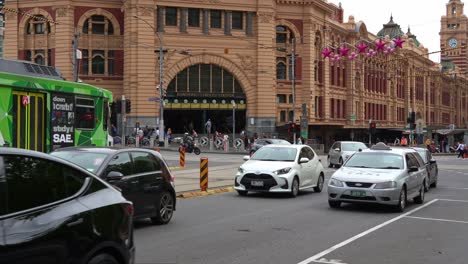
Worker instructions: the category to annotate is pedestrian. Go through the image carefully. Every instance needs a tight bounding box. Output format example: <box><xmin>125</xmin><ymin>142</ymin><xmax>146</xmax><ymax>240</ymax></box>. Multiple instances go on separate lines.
<box><xmin>297</xmin><ymin>137</ymin><xmax>302</xmax><ymax>145</ymax></box>
<box><xmin>425</xmin><ymin>138</ymin><xmax>431</xmax><ymax>151</ymax></box>
<box><xmin>167</xmin><ymin>128</ymin><xmax>172</xmax><ymax>144</ymax></box>
<box><xmin>205</xmin><ymin>119</ymin><xmax>212</xmax><ymax>135</ymax></box>
<box><xmin>111</xmin><ymin>124</ymin><xmax>118</xmax><ymax>137</ymax></box>
<box><xmin>401</xmin><ymin>136</ymin><xmax>408</xmax><ymax>146</ymax></box>
<box><xmin>456</xmin><ymin>141</ymin><xmax>465</xmax><ymax>159</ymax></box>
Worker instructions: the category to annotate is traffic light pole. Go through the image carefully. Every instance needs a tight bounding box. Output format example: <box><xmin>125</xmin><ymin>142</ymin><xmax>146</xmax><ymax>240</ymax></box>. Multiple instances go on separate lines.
<box><xmin>157</xmin><ymin>32</ymin><xmax>165</xmax><ymax>146</ymax></box>
<box><xmin>121</xmin><ymin>95</ymin><xmax>126</xmax><ymax>146</ymax></box>
<box><xmin>291</xmin><ymin>38</ymin><xmax>296</xmax><ymax>144</ymax></box>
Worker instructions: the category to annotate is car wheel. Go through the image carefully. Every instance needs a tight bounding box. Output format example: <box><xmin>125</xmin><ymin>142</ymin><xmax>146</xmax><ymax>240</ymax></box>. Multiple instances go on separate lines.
<box><xmin>395</xmin><ymin>187</ymin><xmax>407</xmax><ymax>212</ymax></box>
<box><xmin>430</xmin><ymin>178</ymin><xmax>437</xmax><ymax>188</ymax></box>
<box><xmin>313</xmin><ymin>173</ymin><xmax>325</xmax><ymax>193</ymax></box>
<box><xmin>424</xmin><ymin>175</ymin><xmax>430</xmax><ymax>192</ymax></box>
<box><xmin>327</xmin><ymin>157</ymin><xmax>333</xmax><ymax>168</ymax></box>
<box><xmin>328</xmin><ymin>200</ymin><xmax>341</xmax><ymax>208</ymax></box>
<box><xmin>290</xmin><ymin>177</ymin><xmax>299</xmax><ymax>198</ymax></box>
<box><xmin>151</xmin><ymin>191</ymin><xmax>174</xmax><ymax>225</ymax></box>
<box><xmin>337</xmin><ymin>157</ymin><xmax>344</xmax><ymax>168</ymax></box>
<box><xmin>87</xmin><ymin>253</ymin><xmax>119</xmax><ymax>264</ymax></box>
<box><xmin>414</xmin><ymin>184</ymin><xmax>425</xmax><ymax>204</ymax></box>
<box><xmin>237</xmin><ymin>190</ymin><xmax>248</xmax><ymax>196</ymax></box>
<box><xmin>194</xmin><ymin>147</ymin><xmax>201</xmax><ymax>155</ymax></box>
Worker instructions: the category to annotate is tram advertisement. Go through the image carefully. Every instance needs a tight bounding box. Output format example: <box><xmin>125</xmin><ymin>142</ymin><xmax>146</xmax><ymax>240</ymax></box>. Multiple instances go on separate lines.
<box><xmin>51</xmin><ymin>93</ymin><xmax>75</xmax><ymax>148</ymax></box>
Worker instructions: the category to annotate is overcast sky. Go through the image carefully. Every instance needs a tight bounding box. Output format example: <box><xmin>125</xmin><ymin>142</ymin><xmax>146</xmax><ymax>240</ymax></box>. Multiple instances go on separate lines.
<box><xmin>328</xmin><ymin>0</ymin><xmax>452</xmax><ymax>62</ymax></box>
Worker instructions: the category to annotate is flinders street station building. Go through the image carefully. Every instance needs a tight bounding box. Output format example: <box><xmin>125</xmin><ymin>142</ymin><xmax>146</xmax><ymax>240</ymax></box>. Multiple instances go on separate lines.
<box><xmin>3</xmin><ymin>0</ymin><xmax>468</xmax><ymax>147</ymax></box>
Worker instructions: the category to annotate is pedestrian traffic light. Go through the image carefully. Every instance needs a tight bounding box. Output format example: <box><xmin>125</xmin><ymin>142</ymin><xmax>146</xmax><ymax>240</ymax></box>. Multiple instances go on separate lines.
<box><xmin>112</xmin><ymin>100</ymin><xmax>121</xmax><ymax>114</ymax></box>
<box><xmin>369</xmin><ymin>122</ymin><xmax>376</xmax><ymax>135</ymax></box>
<box><xmin>125</xmin><ymin>100</ymin><xmax>131</xmax><ymax>114</ymax></box>
<box><xmin>290</xmin><ymin>123</ymin><xmax>296</xmax><ymax>133</ymax></box>
<box><xmin>409</xmin><ymin>111</ymin><xmax>416</xmax><ymax>124</ymax></box>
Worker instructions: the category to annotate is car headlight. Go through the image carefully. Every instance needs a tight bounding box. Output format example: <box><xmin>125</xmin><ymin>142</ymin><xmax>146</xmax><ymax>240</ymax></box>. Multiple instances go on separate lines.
<box><xmin>273</xmin><ymin>167</ymin><xmax>291</xmax><ymax>175</ymax></box>
<box><xmin>374</xmin><ymin>181</ymin><xmax>397</xmax><ymax>189</ymax></box>
<box><xmin>238</xmin><ymin>167</ymin><xmax>244</xmax><ymax>174</ymax></box>
<box><xmin>329</xmin><ymin>178</ymin><xmax>344</xmax><ymax>187</ymax></box>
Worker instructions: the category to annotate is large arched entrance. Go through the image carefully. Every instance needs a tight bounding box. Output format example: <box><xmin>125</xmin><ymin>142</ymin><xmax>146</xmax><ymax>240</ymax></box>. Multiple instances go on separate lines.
<box><xmin>164</xmin><ymin>63</ymin><xmax>246</xmax><ymax>134</ymax></box>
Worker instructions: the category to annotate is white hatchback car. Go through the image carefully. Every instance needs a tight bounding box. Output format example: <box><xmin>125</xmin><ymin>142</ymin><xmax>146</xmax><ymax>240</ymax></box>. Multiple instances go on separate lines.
<box><xmin>234</xmin><ymin>144</ymin><xmax>325</xmax><ymax>197</ymax></box>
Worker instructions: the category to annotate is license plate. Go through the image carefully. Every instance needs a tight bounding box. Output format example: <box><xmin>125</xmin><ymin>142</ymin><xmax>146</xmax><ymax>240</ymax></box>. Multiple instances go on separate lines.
<box><xmin>251</xmin><ymin>180</ymin><xmax>264</xmax><ymax>187</ymax></box>
<box><xmin>350</xmin><ymin>190</ymin><xmax>366</xmax><ymax>197</ymax></box>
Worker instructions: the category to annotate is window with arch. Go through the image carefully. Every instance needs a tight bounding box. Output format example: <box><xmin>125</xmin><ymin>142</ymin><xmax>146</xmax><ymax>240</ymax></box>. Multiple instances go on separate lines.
<box><xmin>26</xmin><ymin>15</ymin><xmax>51</xmax><ymax>35</ymax></box>
<box><xmin>276</xmin><ymin>26</ymin><xmax>295</xmax><ymax>44</ymax></box>
<box><xmin>81</xmin><ymin>49</ymin><xmax>115</xmax><ymax>75</ymax></box>
<box><xmin>25</xmin><ymin>49</ymin><xmax>52</xmax><ymax>66</ymax></box>
<box><xmin>166</xmin><ymin>64</ymin><xmax>244</xmax><ymax>97</ymax></box>
<box><xmin>83</xmin><ymin>15</ymin><xmax>114</xmax><ymax>35</ymax></box>
<box><xmin>276</xmin><ymin>58</ymin><xmax>287</xmax><ymax>80</ymax></box>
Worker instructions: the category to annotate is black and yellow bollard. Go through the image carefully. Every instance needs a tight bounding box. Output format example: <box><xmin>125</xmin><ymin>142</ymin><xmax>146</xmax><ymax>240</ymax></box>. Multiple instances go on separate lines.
<box><xmin>180</xmin><ymin>147</ymin><xmax>186</xmax><ymax>168</ymax></box>
<box><xmin>200</xmin><ymin>157</ymin><xmax>208</xmax><ymax>191</ymax></box>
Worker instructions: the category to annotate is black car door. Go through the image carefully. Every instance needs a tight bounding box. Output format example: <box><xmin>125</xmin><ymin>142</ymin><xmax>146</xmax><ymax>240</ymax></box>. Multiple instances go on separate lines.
<box><xmin>129</xmin><ymin>151</ymin><xmax>162</xmax><ymax>217</ymax></box>
<box><xmin>103</xmin><ymin>152</ymin><xmax>143</xmax><ymax>215</ymax></box>
<box><xmin>0</xmin><ymin>155</ymin><xmax>92</xmax><ymax>264</ymax></box>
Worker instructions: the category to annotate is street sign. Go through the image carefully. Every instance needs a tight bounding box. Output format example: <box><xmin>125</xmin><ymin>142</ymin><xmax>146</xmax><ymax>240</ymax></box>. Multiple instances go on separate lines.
<box><xmin>148</xmin><ymin>97</ymin><xmax>160</xmax><ymax>102</ymax></box>
<box><xmin>350</xmin><ymin>114</ymin><xmax>356</xmax><ymax>121</ymax></box>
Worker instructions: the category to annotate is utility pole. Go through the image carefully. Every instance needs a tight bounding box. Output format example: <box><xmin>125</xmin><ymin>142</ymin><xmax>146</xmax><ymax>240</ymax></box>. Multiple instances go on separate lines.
<box><xmin>158</xmin><ymin>32</ymin><xmax>165</xmax><ymax>146</ymax></box>
<box><xmin>232</xmin><ymin>101</ymin><xmax>236</xmax><ymax>147</ymax></box>
<box><xmin>121</xmin><ymin>95</ymin><xmax>126</xmax><ymax>146</ymax></box>
<box><xmin>72</xmin><ymin>30</ymin><xmax>79</xmax><ymax>82</ymax></box>
<box><xmin>291</xmin><ymin>38</ymin><xmax>296</xmax><ymax>144</ymax></box>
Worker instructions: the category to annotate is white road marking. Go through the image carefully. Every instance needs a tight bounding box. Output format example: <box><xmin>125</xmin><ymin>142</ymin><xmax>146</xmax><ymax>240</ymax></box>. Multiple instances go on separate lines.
<box><xmin>313</xmin><ymin>258</ymin><xmax>348</xmax><ymax>264</ymax></box>
<box><xmin>404</xmin><ymin>216</ymin><xmax>468</xmax><ymax>224</ymax></box>
<box><xmin>297</xmin><ymin>199</ymin><xmax>439</xmax><ymax>264</ymax></box>
<box><xmin>439</xmin><ymin>198</ymin><xmax>468</xmax><ymax>203</ymax></box>
<box><xmin>438</xmin><ymin>187</ymin><xmax>468</xmax><ymax>190</ymax></box>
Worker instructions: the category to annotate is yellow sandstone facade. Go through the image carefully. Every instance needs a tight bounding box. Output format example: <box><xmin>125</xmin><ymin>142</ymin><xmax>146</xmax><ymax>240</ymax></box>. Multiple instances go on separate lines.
<box><xmin>3</xmin><ymin>0</ymin><xmax>467</xmax><ymax>145</ymax></box>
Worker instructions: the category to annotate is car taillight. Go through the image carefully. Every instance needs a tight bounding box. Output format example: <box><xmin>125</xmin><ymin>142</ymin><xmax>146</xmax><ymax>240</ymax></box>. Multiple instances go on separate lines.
<box><xmin>123</xmin><ymin>203</ymin><xmax>134</xmax><ymax>216</ymax></box>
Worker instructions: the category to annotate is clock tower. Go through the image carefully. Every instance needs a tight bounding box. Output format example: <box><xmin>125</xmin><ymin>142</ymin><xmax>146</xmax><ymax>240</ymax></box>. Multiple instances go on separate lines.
<box><xmin>440</xmin><ymin>0</ymin><xmax>468</xmax><ymax>71</ymax></box>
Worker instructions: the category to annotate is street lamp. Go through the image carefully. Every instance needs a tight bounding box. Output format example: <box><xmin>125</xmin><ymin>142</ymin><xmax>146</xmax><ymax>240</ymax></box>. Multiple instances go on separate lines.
<box><xmin>133</xmin><ymin>15</ymin><xmax>165</xmax><ymax>145</ymax></box>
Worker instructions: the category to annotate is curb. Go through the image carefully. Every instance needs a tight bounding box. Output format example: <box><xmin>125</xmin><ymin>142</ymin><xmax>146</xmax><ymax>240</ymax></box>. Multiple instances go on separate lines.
<box><xmin>177</xmin><ymin>186</ymin><xmax>235</xmax><ymax>199</ymax></box>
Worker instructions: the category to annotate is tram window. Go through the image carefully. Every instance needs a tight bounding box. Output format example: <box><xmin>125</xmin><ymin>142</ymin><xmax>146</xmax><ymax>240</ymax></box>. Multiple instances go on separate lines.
<box><xmin>103</xmin><ymin>100</ymin><xmax>109</xmax><ymax>131</ymax></box>
<box><xmin>76</xmin><ymin>98</ymin><xmax>95</xmax><ymax>129</ymax></box>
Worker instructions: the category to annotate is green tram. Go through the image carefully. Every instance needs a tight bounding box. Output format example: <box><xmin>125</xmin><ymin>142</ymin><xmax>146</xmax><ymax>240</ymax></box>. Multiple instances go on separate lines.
<box><xmin>0</xmin><ymin>59</ymin><xmax>113</xmax><ymax>153</ymax></box>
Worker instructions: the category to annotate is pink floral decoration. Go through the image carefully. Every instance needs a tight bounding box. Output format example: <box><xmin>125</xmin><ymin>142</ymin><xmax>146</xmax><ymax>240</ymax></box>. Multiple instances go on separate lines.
<box><xmin>393</xmin><ymin>37</ymin><xmax>405</xmax><ymax>49</ymax></box>
<box><xmin>339</xmin><ymin>45</ymin><xmax>350</xmax><ymax>57</ymax></box>
<box><xmin>322</xmin><ymin>48</ymin><xmax>333</xmax><ymax>59</ymax></box>
<box><xmin>356</xmin><ymin>42</ymin><xmax>368</xmax><ymax>53</ymax></box>
<box><xmin>375</xmin><ymin>39</ymin><xmax>386</xmax><ymax>51</ymax></box>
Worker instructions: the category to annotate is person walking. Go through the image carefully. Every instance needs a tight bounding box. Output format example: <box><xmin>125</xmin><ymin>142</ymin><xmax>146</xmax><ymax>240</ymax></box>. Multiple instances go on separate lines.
<box><xmin>205</xmin><ymin>119</ymin><xmax>212</xmax><ymax>135</ymax></box>
<box><xmin>456</xmin><ymin>141</ymin><xmax>465</xmax><ymax>159</ymax></box>
<box><xmin>401</xmin><ymin>136</ymin><xmax>408</xmax><ymax>146</ymax></box>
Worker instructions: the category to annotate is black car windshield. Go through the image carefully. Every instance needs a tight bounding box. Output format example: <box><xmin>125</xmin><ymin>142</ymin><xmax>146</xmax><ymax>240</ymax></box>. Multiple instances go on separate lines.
<box><xmin>342</xmin><ymin>142</ymin><xmax>368</xmax><ymax>151</ymax></box>
<box><xmin>51</xmin><ymin>151</ymin><xmax>108</xmax><ymax>173</ymax></box>
<box><xmin>251</xmin><ymin>147</ymin><xmax>297</xmax><ymax>162</ymax></box>
<box><xmin>344</xmin><ymin>152</ymin><xmax>404</xmax><ymax>169</ymax></box>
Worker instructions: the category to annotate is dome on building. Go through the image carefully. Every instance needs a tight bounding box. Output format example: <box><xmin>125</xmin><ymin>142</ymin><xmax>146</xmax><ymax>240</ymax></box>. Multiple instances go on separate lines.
<box><xmin>406</xmin><ymin>26</ymin><xmax>421</xmax><ymax>47</ymax></box>
<box><xmin>377</xmin><ymin>15</ymin><xmax>405</xmax><ymax>39</ymax></box>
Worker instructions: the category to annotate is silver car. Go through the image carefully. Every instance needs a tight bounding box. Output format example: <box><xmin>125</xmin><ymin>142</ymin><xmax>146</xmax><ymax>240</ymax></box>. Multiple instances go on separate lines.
<box><xmin>327</xmin><ymin>141</ymin><xmax>368</xmax><ymax>168</ymax></box>
<box><xmin>327</xmin><ymin>143</ymin><xmax>427</xmax><ymax>212</ymax></box>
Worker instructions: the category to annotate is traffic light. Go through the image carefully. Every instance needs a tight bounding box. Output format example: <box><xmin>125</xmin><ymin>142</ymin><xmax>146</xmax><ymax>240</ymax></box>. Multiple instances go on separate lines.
<box><xmin>112</xmin><ymin>100</ymin><xmax>121</xmax><ymax>114</ymax></box>
<box><xmin>290</xmin><ymin>123</ymin><xmax>296</xmax><ymax>133</ymax></box>
<box><xmin>409</xmin><ymin>111</ymin><xmax>416</xmax><ymax>124</ymax></box>
<box><xmin>369</xmin><ymin>122</ymin><xmax>376</xmax><ymax>135</ymax></box>
<box><xmin>125</xmin><ymin>100</ymin><xmax>131</xmax><ymax>114</ymax></box>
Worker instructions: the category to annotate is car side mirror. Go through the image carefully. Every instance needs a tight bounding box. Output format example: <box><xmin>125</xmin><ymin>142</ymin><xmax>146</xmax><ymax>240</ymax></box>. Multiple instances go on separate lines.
<box><xmin>334</xmin><ymin>148</ymin><xmax>340</xmax><ymax>152</ymax></box>
<box><xmin>299</xmin><ymin>157</ymin><xmax>309</xmax><ymax>164</ymax></box>
<box><xmin>243</xmin><ymin>155</ymin><xmax>250</xmax><ymax>161</ymax></box>
<box><xmin>106</xmin><ymin>171</ymin><xmax>124</xmax><ymax>182</ymax></box>
<box><xmin>408</xmin><ymin>166</ymin><xmax>419</xmax><ymax>173</ymax></box>
<box><xmin>429</xmin><ymin>159</ymin><xmax>436</xmax><ymax>164</ymax></box>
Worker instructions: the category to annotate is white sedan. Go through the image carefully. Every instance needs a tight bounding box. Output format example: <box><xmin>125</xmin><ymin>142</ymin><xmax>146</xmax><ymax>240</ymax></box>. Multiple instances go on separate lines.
<box><xmin>234</xmin><ymin>144</ymin><xmax>325</xmax><ymax>197</ymax></box>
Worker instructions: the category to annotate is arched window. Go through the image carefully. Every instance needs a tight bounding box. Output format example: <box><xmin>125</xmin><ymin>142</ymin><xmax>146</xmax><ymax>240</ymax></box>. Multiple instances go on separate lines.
<box><xmin>26</xmin><ymin>15</ymin><xmax>51</xmax><ymax>35</ymax></box>
<box><xmin>83</xmin><ymin>15</ymin><xmax>114</xmax><ymax>35</ymax></box>
<box><xmin>166</xmin><ymin>64</ymin><xmax>245</xmax><ymax>98</ymax></box>
<box><xmin>276</xmin><ymin>59</ymin><xmax>287</xmax><ymax>80</ymax></box>
<box><xmin>276</xmin><ymin>25</ymin><xmax>295</xmax><ymax>44</ymax></box>
<box><xmin>81</xmin><ymin>49</ymin><xmax>116</xmax><ymax>76</ymax></box>
<box><xmin>34</xmin><ymin>55</ymin><xmax>45</xmax><ymax>65</ymax></box>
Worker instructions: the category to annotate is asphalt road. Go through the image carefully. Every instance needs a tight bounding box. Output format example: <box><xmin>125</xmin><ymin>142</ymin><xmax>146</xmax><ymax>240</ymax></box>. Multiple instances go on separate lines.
<box><xmin>134</xmin><ymin>155</ymin><xmax>468</xmax><ymax>264</ymax></box>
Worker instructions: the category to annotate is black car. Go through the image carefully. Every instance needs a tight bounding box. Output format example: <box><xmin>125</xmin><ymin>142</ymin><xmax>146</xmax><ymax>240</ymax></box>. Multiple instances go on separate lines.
<box><xmin>0</xmin><ymin>148</ymin><xmax>135</xmax><ymax>264</ymax></box>
<box><xmin>249</xmin><ymin>138</ymin><xmax>291</xmax><ymax>156</ymax></box>
<box><xmin>411</xmin><ymin>147</ymin><xmax>439</xmax><ymax>190</ymax></box>
<box><xmin>51</xmin><ymin>147</ymin><xmax>176</xmax><ymax>225</ymax></box>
